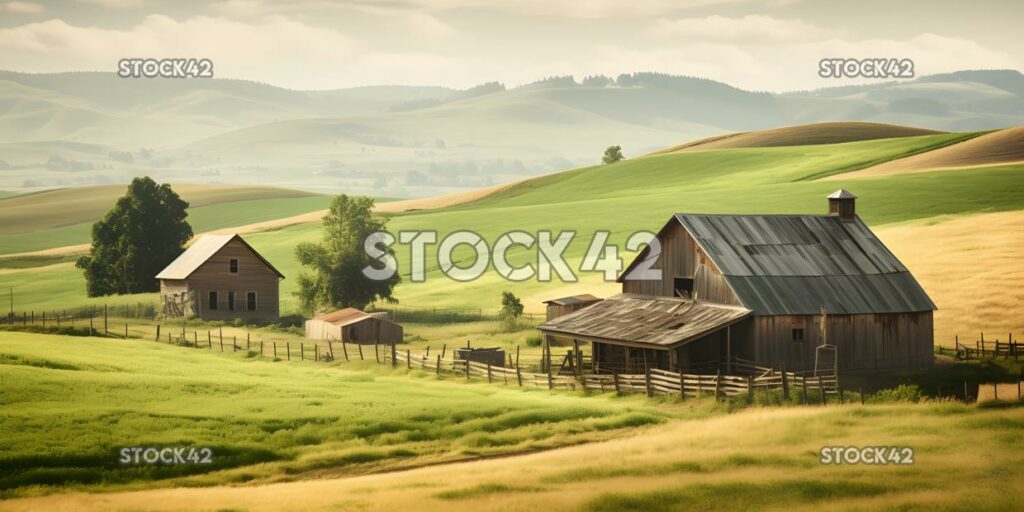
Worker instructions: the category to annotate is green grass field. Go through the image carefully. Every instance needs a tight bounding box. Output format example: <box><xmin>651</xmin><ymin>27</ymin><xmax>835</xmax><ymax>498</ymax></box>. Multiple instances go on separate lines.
<box><xmin>0</xmin><ymin>185</ymin><xmax>331</xmax><ymax>255</ymax></box>
<box><xmin>1</xmin><ymin>133</ymin><xmax>1023</xmax><ymax>313</ymax></box>
<box><xmin>0</xmin><ymin>329</ymin><xmax>1022</xmax><ymax>510</ymax></box>
<box><xmin>0</xmin><ymin>330</ymin><xmax>678</xmax><ymax>497</ymax></box>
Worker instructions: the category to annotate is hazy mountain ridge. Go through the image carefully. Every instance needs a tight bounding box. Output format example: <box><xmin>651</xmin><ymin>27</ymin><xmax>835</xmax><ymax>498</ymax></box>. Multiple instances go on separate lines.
<box><xmin>0</xmin><ymin>69</ymin><xmax>1021</xmax><ymax>196</ymax></box>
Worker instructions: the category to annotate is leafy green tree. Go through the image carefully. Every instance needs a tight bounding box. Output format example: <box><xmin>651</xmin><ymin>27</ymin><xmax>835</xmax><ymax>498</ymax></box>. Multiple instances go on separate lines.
<box><xmin>602</xmin><ymin>145</ymin><xmax>624</xmax><ymax>164</ymax></box>
<box><xmin>294</xmin><ymin>195</ymin><xmax>400</xmax><ymax>314</ymax></box>
<box><xmin>76</xmin><ymin>177</ymin><xmax>192</xmax><ymax>296</ymax></box>
<box><xmin>500</xmin><ymin>291</ymin><xmax>524</xmax><ymax>319</ymax></box>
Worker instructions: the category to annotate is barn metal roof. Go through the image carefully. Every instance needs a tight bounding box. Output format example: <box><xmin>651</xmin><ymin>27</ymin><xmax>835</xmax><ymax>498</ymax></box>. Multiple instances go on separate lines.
<box><xmin>542</xmin><ymin>294</ymin><xmax>603</xmax><ymax>306</ymax></box>
<box><xmin>673</xmin><ymin>214</ymin><xmax>936</xmax><ymax>315</ymax></box>
<box><xmin>155</xmin><ymin>234</ymin><xmax>284</xmax><ymax>280</ymax></box>
<box><xmin>538</xmin><ymin>294</ymin><xmax>751</xmax><ymax>349</ymax></box>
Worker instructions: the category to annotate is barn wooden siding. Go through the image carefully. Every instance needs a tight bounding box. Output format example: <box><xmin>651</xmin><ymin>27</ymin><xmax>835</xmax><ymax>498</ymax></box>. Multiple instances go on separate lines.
<box><xmin>186</xmin><ymin>238</ymin><xmax>280</xmax><ymax>321</ymax></box>
<box><xmin>752</xmin><ymin>312</ymin><xmax>933</xmax><ymax>372</ymax></box>
<box><xmin>621</xmin><ymin>221</ymin><xmax>742</xmax><ymax>306</ymax></box>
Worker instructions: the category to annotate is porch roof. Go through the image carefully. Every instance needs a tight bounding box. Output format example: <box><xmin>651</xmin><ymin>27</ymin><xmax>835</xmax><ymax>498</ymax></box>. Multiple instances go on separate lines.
<box><xmin>537</xmin><ymin>294</ymin><xmax>751</xmax><ymax>350</ymax></box>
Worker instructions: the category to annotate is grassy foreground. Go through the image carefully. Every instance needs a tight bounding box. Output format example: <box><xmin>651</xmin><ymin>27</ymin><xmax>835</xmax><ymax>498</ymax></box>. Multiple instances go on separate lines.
<box><xmin>0</xmin><ymin>331</ymin><xmax>676</xmax><ymax>498</ymax></box>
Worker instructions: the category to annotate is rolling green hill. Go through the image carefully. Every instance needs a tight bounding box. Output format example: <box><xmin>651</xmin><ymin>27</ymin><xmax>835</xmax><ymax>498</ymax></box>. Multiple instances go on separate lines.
<box><xmin>2</xmin><ymin>131</ymin><xmax>1022</xmax><ymax>315</ymax></box>
<box><xmin>0</xmin><ymin>185</ymin><xmax>330</xmax><ymax>255</ymax></box>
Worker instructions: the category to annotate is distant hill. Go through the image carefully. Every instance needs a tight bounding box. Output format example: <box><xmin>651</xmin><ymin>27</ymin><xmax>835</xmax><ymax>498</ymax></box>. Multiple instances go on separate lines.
<box><xmin>0</xmin><ymin>69</ymin><xmax>1022</xmax><ymax>196</ymax></box>
<box><xmin>835</xmin><ymin>126</ymin><xmax>1024</xmax><ymax>179</ymax></box>
<box><xmin>652</xmin><ymin>122</ymin><xmax>942</xmax><ymax>154</ymax></box>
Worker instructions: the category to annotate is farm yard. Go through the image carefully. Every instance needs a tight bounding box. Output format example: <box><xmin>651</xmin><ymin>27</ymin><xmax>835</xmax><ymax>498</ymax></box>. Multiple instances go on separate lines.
<box><xmin>1</xmin><ymin>122</ymin><xmax>1024</xmax><ymax>510</ymax></box>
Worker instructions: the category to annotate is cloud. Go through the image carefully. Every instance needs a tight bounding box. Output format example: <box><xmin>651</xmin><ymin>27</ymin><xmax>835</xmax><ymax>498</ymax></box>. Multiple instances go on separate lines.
<box><xmin>0</xmin><ymin>15</ymin><xmax>354</xmax><ymax>88</ymax></box>
<box><xmin>653</xmin><ymin>15</ymin><xmax>825</xmax><ymax>43</ymax></box>
<box><xmin>3</xmin><ymin>1</ymin><xmax>44</xmax><ymax>13</ymax></box>
<box><xmin>75</xmin><ymin>0</ymin><xmax>142</xmax><ymax>7</ymax></box>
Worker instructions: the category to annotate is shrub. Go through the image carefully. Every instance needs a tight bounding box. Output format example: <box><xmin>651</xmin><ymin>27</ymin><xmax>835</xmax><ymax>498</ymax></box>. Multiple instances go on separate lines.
<box><xmin>869</xmin><ymin>384</ymin><xmax>924</xmax><ymax>404</ymax></box>
<box><xmin>526</xmin><ymin>334</ymin><xmax>543</xmax><ymax>347</ymax></box>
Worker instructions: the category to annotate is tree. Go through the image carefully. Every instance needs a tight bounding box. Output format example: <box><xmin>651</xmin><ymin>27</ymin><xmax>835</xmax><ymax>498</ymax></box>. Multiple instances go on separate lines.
<box><xmin>76</xmin><ymin>177</ymin><xmax>192</xmax><ymax>296</ymax></box>
<box><xmin>294</xmin><ymin>195</ymin><xmax>400</xmax><ymax>314</ymax></box>
<box><xmin>498</xmin><ymin>291</ymin><xmax>525</xmax><ymax>332</ymax></box>
<box><xmin>602</xmin><ymin>145</ymin><xmax>624</xmax><ymax>164</ymax></box>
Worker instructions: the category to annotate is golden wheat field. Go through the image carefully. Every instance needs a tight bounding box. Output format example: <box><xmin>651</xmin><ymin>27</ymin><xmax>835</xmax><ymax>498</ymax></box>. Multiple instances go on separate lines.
<box><xmin>876</xmin><ymin>210</ymin><xmax>1024</xmax><ymax>347</ymax></box>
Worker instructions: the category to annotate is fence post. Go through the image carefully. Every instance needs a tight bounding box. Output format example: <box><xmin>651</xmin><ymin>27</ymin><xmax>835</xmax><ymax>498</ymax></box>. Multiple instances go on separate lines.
<box><xmin>391</xmin><ymin>343</ymin><xmax>397</xmax><ymax>367</ymax></box>
<box><xmin>358</xmin><ymin>343</ymin><xmax>364</xmax><ymax>361</ymax></box>
<box><xmin>713</xmin><ymin>370</ymin><xmax>722</xmax><ymax>401</ymax></box>
<box><xmin>315</xmin><ymin>345</ymin><xmax>319</xmax><ymax>362</ymax></box>
<box><xmin>373</xmin><ymin>342</ymin><xmax>378</xmax><ymax>363</ymax></box>
<box><xmin>441</xmin><ymin>344</ymin><xmax>447</xmax><ymax>360</ymax></box>
<box><xmin>860</xmin><ymin>386</ymin><xmax>864</xmax><ymax>405</ymax></box>
<box><xmin>286</xmin><ymin>342</ymin><xmax>290</xmax><ymax>360</ymax></box>
<box><xmin>436</xmin><ymin>354</ymin><xmax>442</xmax><ymax>376</ymax></box>
<box><xmin>964</xmin><ymin>381</ymin><xmax>969</xmax><ymax>403</ymax></box>
<box><xmin>406</xmin><ymin>349</ymin><xmax>411</xmax><ymax>370</ymax></box>
<box><xmin>645</xmin><ymin>366</ymin><xmax>653</xmax><ymax>397</ymax></box>
<box><xmin>103</xmin><ymin>305</ymin><xmax>108</xmax><ymax>335</ymax></box>
<box><xmin>801</xmin><ymin>376</ymin><xmax>808</xmax><ymax>404</ymax></box>
<box><xmin>125</xmin><ymin>323</ymin><xmax>128</xmax><ymax>338</ymax></box>
<box><xmin>819</xmin><ymin>379</ymin><xmax>826</xmax><ymax>405</ymax></box>
<box><xmin>219</xmin><ymin>327</ymin><xmax>223</xmax><ymax>346</ymax></box>
<box><xmin>273</xmin><ymin>342</ymin><xmax>277</xmax><ymax>358</ymax></box>
<box><xmin>747</xmin><ymin>375</ymin><xmax>754</xmax><ymax>400</ymax></box>
<box><xmin>260</xmin><ymin>341</ymin><xmax>264</xmax><ymax>356</ymax></box>
<box><xmin>781</xmin><ymin>363</ymin><xmax>789</xmax><ymax>400</ymax></box>
<box><xmin>341</xmin><ymin>340</ymin><xmax>348</xmax><ymax>361</ymax></box>
<box><xmin>465</xmin><ymin>359</ymin><xmax>471</xmax><ymax>380</ymax></box>
<box><xmin>300</xmin><ymin>343</ymin><xmax>304</xmax><ymax>361</ymax></box>
<box><xmin>194</xmin><ymin>331</ymin><xmax>198</xmax><ymax>347</ymax></box>
<box><xmin>487</xmin><ymin>363</ymin><xmax>493</xmax><ymax>383</ymax></box>
<box><xmin>516</xmin><ymin>364</ymin><xmax>522</xmax><ymax>387</ymax></box>
<box><xmin>155</xmin><ymin>324</ymin><xmax>161</xmax><ymax>341</ymax></box>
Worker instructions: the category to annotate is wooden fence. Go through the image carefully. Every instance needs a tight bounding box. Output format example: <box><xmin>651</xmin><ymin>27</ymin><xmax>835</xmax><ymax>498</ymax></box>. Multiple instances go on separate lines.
<box><xmin>950</xmin><ymin>333</ymin><xmax>1020</xmax><ymax>361</ymax></box>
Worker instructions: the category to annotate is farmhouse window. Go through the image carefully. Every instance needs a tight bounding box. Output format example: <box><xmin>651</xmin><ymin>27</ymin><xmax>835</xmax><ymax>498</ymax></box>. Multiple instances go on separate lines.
<box><xmin>227</xmin><ymin>292</ymin><xmax>235</xmax><ymax>311</ymax></box>
<box><xmin>673</xmin><ymin>277</ymin><xmax>694</xmax><ymax>298</ymax></box>
<box><xmin>208</xmin><ymin>291</ymin><xmax>218</xmax><ymax>310</ymax></box>
<box><xmin>792</xmin><ymin>328</ymin><xmax>804</xmax><ymax>341</ymax></box>
<box><xmin>247</xmin><ymin>292</ymin><xmax>257</xmax><ymax>311</ymax></box>
<box><xmin>229</xmin><ymin>259</ymin><xmax>239</xmax><ymax>273</ymax></box>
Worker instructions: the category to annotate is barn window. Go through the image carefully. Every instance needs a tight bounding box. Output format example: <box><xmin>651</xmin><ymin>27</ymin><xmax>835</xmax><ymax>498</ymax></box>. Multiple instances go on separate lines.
<box><xmin>229</xmin><ymin>259</ymin><xmax>239</xmax><ymax>273</ymax></box>
<box><xmin>246</xmin><ymin>292</ymin><xmax>257</xmax><ymax>311</ymax></box>
<box><xmin>792</xmin><ymin>328</ymin><xmax>805</xmax><ymax>341</ymax></box>
<box><xmin>227</xmin><ymin>292</ymin><xmax>235</xmax><ymax>311</ymax></box>
<box><xmin>673</xmin><ymin>277</ymin><xmax>694</xmax><ymax>298</ymax></box>
<box><xmin>208</xmin><ymin>291</ymin><xmax>218</xmax><ymax>310</ymax></box>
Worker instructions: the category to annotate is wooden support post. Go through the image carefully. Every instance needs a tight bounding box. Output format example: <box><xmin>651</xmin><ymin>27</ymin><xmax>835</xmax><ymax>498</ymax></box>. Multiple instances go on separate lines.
<box><xmin>726</xmin><ymin>326</ymin><xmax>732</xmax><ymax>374</ymax></box>
<box><xmin>373</xmin><ymin>342</ymin><xmax>378</xmax><ymax>363</ymax></box>
<box><xmin>341</xmin><ymin>340</ymin><xmax>348</xmax><ymax>361</ymax></box>
<box><xmin>358</xmin><ymin>343</ymin><xmax>364</xmax><ymax>361</ymax></box>
<box><xmin>781</xmin><ymin>364</ymin><xmax>790</xmax><ymax>401</ymax></box>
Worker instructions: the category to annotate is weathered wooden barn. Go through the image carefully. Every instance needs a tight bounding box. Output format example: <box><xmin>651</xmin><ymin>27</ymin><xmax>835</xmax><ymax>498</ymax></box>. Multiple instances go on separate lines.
<box><xmin>543</xmin><ymin>294</ymin><xmax>603</xmax><ymax>321</ymax></box>
<box><xmin>305</xmin><ymin>308</ymin><xmax>403</xmax><ymax>344</ymax></box>
<box><xmin>156</xmin><ymin>234</ymin><xmax>284</xmax><ymax>321</ymax></box>
<box><xmin>539</xmin><ymin>190</ymin><xmax>936</xmax><ymax>373</ymax></box>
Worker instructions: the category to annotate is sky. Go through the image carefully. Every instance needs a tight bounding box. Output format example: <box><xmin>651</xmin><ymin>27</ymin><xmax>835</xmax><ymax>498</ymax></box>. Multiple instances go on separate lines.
<box><xmin>0</xmin><ymin>0</ymin><xmax>1021</xmax><ymax>92</ymax></box>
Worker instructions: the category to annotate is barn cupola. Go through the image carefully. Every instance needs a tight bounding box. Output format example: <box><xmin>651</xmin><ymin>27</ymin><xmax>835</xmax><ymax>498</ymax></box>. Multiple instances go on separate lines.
<box><xmin>827</xmin><ymin>189</ymin><xmax>857</xmax><ymax>221</ymax></box>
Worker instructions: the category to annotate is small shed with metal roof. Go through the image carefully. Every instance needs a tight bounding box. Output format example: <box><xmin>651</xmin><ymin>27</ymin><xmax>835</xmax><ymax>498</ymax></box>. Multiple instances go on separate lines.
<box><xmin>305</xmin><ymin>308</ymin><xmax>403</xmax><ymax>345</ymax></box>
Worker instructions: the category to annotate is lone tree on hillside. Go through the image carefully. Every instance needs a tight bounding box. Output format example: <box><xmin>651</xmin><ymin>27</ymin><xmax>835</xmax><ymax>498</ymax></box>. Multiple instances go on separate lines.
<box><xmin>294</xmin><ymin>194</ymin><xmax>400</xmax><ymax>314</ymax></box>
<box><xmin>602</xmin><ymin>145</ymin><xmax>624</xmax><ymax>164</ymax></box>
<box><xmin>76</xmin><ymin>177</ymin><xmax>192</xmax><ymax>296</ymax></box>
